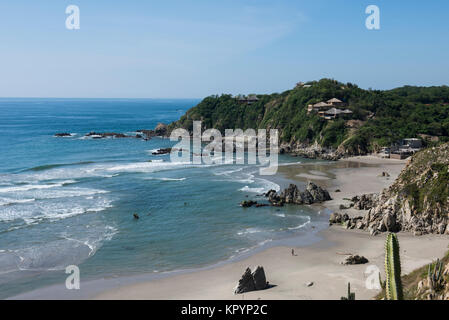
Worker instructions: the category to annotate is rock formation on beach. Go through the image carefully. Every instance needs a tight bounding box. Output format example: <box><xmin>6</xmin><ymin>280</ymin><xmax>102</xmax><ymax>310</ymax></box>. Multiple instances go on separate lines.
<box><xmin>234</xmin><ymin>266</ymin><xmax>268</xmax><ymax>294</ymax></box>
<box><xmin>265</xmin><ymin>182</ymin><xmax>332</xmax><ymax>207</ymax></box>
<box><xmin>341</xmin><ymin>255</ymin><xmax>369</xmax><ymax>265</ymax></box>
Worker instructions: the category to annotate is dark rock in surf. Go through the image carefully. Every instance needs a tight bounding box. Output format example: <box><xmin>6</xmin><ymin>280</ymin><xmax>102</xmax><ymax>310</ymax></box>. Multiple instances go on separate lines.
<box><xmin>152</xmin><ymin>148</ymin><xmax>172</xmax><ymax>155</ymax></box>
<box><xmin>54</xmin><ymin>133</ymin><xmax>72</xmax><ymax>137</ymax></box>
<box><xmin>240</xmin><ymin>200</ymin><xmax>257</xmax><ymax>208</ymax></box>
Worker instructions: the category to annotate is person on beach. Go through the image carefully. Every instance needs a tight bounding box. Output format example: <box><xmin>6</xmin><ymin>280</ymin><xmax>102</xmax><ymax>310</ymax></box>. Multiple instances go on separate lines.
<box><xmin>291</xmin><ymin>249</ymin><xmax>295</xmax><ymax>256</ymax></box>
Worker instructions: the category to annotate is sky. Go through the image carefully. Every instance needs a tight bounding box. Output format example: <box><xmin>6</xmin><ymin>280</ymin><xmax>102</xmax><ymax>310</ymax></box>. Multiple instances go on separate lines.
<box><xmin>0</xmin><ymin>0</ymin><xmax>448</xmax><ymax>98</ymax></box>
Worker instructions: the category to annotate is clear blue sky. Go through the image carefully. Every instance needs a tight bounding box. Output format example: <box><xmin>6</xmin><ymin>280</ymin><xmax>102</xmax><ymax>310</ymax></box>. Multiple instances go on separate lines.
<box><xmin>0</xmin><ymin>0</ymin><xmax>448</xmax><ymax>98</ymax></box>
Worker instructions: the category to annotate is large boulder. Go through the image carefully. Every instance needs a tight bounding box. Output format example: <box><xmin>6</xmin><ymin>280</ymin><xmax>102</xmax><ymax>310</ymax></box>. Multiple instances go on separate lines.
<box><xmin>252</xmin><ymin>266</ymin><xmax>268</xmax><ymax>290</ymax></box>
<box><xmin>299</xmin><ymin>190</ymin><xmax>314</xmax><ymax>205</ymax></box>
<box><xmin>280</xmin><ymin>184</ymin><xmax>301</xmax><ymax>204</ymax></box>
<box><xmin>267</xmin><ymin>183</ymin><xmax>331</xmax><ymax>206</ymax></box>
<box><xmin>306</xmin><ymin>182</ymin><xmax>332</xmax><ymax>202</ymax></box>
<box><xmin>234</xmin><ymin>268</ymin><xmax>256</xmax><ymax>294</ymax></box>
<box><xmin>234</xmin><ymin>266</ymin><xmax>268</xmax><ymax>294</ymax></box>
<box><xmin>382</xmin><ymin>212</ymin><xmax>398</xmax><ymax>232</ymax></box>
<box><xmin>329</xmin><ymin>213</ymin><xmax>343</xmax><ymax>224</ymax></box>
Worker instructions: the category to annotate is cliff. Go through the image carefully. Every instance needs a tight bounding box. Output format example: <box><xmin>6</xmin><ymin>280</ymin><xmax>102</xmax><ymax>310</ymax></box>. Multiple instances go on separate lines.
<box><xmin>358</xmin><ymin>143</ymin><xmax>449</xmax><ymax>235</ymax></box>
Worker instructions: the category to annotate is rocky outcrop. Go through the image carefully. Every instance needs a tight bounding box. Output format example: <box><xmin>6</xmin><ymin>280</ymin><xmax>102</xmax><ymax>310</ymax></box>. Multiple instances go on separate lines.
<box><xmin>240</xmin><ymin>200</ymin><xmax>258</xmax><ymax>208</ymax></box>
<box><xmin>280</xmin><ymin>142</ymin><xmax>343</xmax><ymax>161</ymax></box>
<box><xmin>154</xmin><ymin>123</ymin><xmax>168</xmax><ymax>136</ymax></box>
<box><xmin>265</xmin><ymin>182</ymin><xmax>331</xmax><ymax>207</ymax></box>
<box><xmin>252</xmin><ymin>266</ymin><xmax>268</xmax><ymax>290</ymax></box>
<box><xmin>234</xmin><ymin>266</ymin><xmax>268</xmax><ymax>294</ymax></box>
<box><xmin>348</xmin><ymin>143</ymin><xmax>449</xmax><ymax>236</ymax></box>
<box><xmin>54</xmin><ymin>133</ymin><xmax>73</xmax><ymax>137</ymax></box>
<box><xmin>84</xmin><ymin>132</ymin><xmax>137</xmax><ymax>139</ymax></box>
<box><xmin>137</xmin><ymin>123</ymin><xmax>169</xmax><ymax>139</ymax></box>
<box><xmin>329</xmin><ymin>213</ymin><xmax>366</xmax><ymax>230</ymax></box>
<box><xmin>234</xmin><ymin>268</ymin><xmax>255</xmax><ymax>294</ymax></box>
<box><xmin>351</xmin><ymin>194</ymin><xmax>378</xmax><ymax>210</ymax></box>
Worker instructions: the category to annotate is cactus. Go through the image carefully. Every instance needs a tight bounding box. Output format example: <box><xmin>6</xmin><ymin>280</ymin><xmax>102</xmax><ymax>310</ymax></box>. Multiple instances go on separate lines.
<box><xmin>428</xmin><ymin>259</ymin><xmax>444</xmax><ymax>292</ymax></box>
<box><xmin>384</xmin><ymin>233</ymin><xmax>404</xmax><ymax>300</ymax></box>
<box><xmin>378</xmin><ymin>272</ymin><xmax>386</xmax><ymax>290</ymax></box>
<box><xmin>340</xmin><ymin>282</ymin><xmax>355</xmax><ymax>300</ymax></box>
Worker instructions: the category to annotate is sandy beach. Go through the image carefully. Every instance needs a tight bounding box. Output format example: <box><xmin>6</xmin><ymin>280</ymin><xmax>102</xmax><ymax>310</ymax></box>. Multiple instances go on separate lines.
<box><xmin>94</xmin><ymin>155</ymin><xmax>449</xmax><ymax>300</ymax></box>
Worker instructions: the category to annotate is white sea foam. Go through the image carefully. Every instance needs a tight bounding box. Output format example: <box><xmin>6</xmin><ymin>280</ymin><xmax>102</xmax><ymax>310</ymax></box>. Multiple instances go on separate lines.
<box><xmin>214</xmin><ymin>167</ymin><xmax>244</xmax><ymax>176</ymax></box>
<box><xmin>145</xmin><ymin>177</ymin><xmax>187</xmax><ymax>181</ymax></box>
<box><xmin>9</xmin><ymin>224</ymin><xmax>118</xmax><ymax>272</ymax></box>
<box><xmin>237</xmin><ymin>228</ymin><xmax>265</xmax><ymax>236</ymax></box>
<box><xmin>0</xmin><ymin>192</ymin><xmax>112</xmax><ymax>223</ymax></box>
<box><xmin>287</xmin><ymin>217</ymin><xmax>311</xmax><ymax>230</ymax></box>
<box><xmin>256</xmin><ymin>177</ymin><xmax>280</xmax><ymax>192</ymax></box>
<box><xmin>277</xmin><ymin>161</ymin><xmax>302</xmax><ymax>167</ymax></box>
<box><xmin>0</xmin><ymin>198</ymin><xmax>35</xmax><ymax>206</ymax></box>
<box><xmin>274</xmin><ymin>213</ymin><xmax>286</xmax><ymax>218</ymax></box>
<box><xmin>239</xmin><ymin>186</ymin><xmax>265</xmax><ymax>193</ymax></box>
<box><xmin>0</xmin><ymin>180</ymin><xmax>75</xmax><ymax>193</ymax></box>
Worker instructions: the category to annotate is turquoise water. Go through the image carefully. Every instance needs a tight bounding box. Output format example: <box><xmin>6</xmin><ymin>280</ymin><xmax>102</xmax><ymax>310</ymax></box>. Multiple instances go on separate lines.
<box><xmin>0</xmin><ymin>99</ymin><xmax>326</xmax><ymax>298</ymax></box>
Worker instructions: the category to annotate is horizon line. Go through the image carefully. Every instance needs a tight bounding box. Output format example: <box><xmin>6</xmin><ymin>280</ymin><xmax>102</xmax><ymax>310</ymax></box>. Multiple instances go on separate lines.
<box><xmin>0</xmin><ymin>97</ymin><xmax>203</xmax><ymax>100</ymax></box>
<box><xmin>1</xmin><ymin>81</ymin><xmax>448</xmax><ymax>100</ymax></box>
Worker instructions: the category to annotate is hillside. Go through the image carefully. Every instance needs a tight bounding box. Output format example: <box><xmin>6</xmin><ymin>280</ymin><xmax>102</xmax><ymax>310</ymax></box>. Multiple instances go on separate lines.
<box><xmin>356</xmin><ymin>143</ymin><xmax>449</xmax><ymax>235</ymax></box>
<box><xmin>167</xmin><ymin>79</ymin><xmax>449</xmax><ymax>157</ymax></box>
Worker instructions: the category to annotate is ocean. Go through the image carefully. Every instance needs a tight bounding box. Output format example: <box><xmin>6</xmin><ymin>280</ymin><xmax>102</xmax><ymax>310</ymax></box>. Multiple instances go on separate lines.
<box><xmin>0</xmin><ymin>98</ymin><xmax>328</xmax><ymax>298</ymax></box>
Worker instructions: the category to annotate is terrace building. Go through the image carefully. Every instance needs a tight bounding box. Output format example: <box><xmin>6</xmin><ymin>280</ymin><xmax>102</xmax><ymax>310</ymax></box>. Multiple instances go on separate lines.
<box><xmin>326</xmin><ymin>98</ymin><xmax>347</xmax><ymax>107</ymax></box>
<box><xmin>388</xmin><ymin>138</ymin><xmax>423</xmax><ymax>159</ymax></box>
<box><xmin>237</xmin><ymin>95</ymin><xmax>259</xmax><ymax>105</ymax></box>
<box><xmin>307</xmin><ymin>98</ymin><xmax>348</xmax><ymax>116</ymax></box>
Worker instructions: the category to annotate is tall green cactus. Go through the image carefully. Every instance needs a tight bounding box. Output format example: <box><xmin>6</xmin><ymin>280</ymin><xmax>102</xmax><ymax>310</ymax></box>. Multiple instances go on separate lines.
<box><xmin>384</xmin><ymin>233</ymin><xmax>404</xmax><ymax>300</ymax></box>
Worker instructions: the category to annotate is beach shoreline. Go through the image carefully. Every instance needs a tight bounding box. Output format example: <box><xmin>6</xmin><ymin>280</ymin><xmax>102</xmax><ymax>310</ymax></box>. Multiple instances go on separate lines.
<box><xmin>92</xmin><ymin>155</ymin><xmax>448</xmax><ymax>300</ymax></box>
<box><xmin>11</xmin><ymin>155</ymin><xmax>449</xmax><ymax>300</ymax></box>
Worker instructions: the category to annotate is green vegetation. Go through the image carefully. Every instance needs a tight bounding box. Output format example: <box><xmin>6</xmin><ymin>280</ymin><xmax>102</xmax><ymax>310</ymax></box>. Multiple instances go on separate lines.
<box><xmin>168</xmin><ymin>79</ymin><xmax>449</xmax><ymax>154</ymax></box>
<box><xmin>376</xmin><ymin>251</ymin><xmax>449</xmax><ymax>300</ymax></box>
<box><xmin>428</xmin><ymin>259</ymin><xmax>444</xmax><ymax>292</ymax></box>
<box><xmin>392</xmin><ymin>143</ymin><xmax>449</xmax><ymax>216</ymax></box>
<box><xmin>385</xmin><ymin>233</ymin><xmax>404</xmax><ymax>300</ymax></box>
